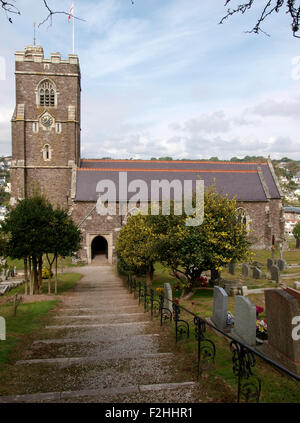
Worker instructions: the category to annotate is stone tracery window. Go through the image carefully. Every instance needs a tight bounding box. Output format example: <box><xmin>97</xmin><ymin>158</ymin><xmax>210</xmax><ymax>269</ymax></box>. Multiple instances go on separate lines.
<box><xmin>236</xmin><ymin>207</ymin><xmax>250</xmax><ymax>232</ymax></box>
<box><xmin>39</xmin><ymin>80</ymin><xmax>56</xmax><ymax>107</ymax></box>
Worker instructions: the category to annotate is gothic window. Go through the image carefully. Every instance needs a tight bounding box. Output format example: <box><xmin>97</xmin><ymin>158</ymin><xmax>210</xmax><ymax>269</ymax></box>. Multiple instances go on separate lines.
<box><xmin>42</xmin><ymin>144</ymin><xmax>52</xmax><ymax>161</ymax></box>
<box><xmin>236</xmin><ymin>207</ymin><xmax>250</xmax><ymax>232</ymax></box>
<box><xmin>39</xmin><ymin>80</ymin><xmax>56</xmax><ymax>107</ymax></box>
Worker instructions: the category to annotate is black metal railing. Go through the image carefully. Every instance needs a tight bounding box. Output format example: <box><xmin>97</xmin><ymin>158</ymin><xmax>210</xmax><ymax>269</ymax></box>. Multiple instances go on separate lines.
<box><xmin>125</xmin><ymin>274</ymin><xmax>300</xmax><ymax>403</ymax></box>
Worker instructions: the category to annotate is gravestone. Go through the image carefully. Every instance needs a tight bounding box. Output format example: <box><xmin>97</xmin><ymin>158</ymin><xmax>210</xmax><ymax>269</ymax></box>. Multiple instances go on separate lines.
<box><xmin>211</xmin><ymin>286</ymin><xmax>228</xmax><ymax>329</ymax></box>
<box><xmin>264</xmin><ymin>289</ymin><xmax>300</xmax><ymax>375</ymax></box>
<box><xmin>294</xmin><ymin>282</ymin><xmax>300</xmax><ymax>291</ymax></box>
<box><xmin>164</xmin><ymin>283</ymin><xmax>173</xmax><ymax>314</ymax></box>
<box><xmin>232</xmin><ymin>296</ymin><xmax>256</xmax><ymax>346</ymax></box>
<box><xmin>267</xmin><ymin>258</ymin><xmax>274</xmax><ymax>271</ymax></box>
<box><xmin>228</xmin><ymin>262</ymin><xmax>235</xmax><ymax>275</ymax></box>
<box><xmin>270</xmin><ymin>265</ymin><xmax>280</xmax><ymax>283</ymax></box>
<box><xmin>253</xmin><ymin>267</ymin><xmax>263</xmax><ymax>279</ymax></box>
<box><xmin>0</xmin><ymin>285</ymin><xmax>8</xmax><ymax>295</ymax></box>
<box><xmin>242</xmin><ymin>263</ymin><xmax>250</xmax><ymax>277</ymax></box>
<box><xmin>277</xmin><ymin>259</ymin><xmax>286</xmax><ymax>271</ymax></box>
<box><xmin>0</xmin><ymin>316</ymin><xmax>5</xmax><ymax>340</ymax></box>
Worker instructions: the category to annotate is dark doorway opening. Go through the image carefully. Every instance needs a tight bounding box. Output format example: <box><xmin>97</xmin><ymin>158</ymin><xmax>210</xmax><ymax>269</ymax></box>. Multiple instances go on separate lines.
<box><xmin>91</xmin><ymin>236</ymin><xmax>108</xmax><ymax>260</ymax></box>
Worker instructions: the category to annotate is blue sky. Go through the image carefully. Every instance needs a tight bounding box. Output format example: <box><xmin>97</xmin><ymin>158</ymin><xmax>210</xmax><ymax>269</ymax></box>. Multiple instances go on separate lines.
<box><xmin>1</xmin><ymin>0</ymin><xmax>300</xmax><ymax>159</ymax></box>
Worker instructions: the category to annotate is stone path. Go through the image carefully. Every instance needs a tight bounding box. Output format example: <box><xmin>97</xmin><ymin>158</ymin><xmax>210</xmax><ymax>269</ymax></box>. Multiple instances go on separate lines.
<box><xmin>0</xmin><ymin>265</ymin><xmax>199</xmax><ymax>403</ymax></box>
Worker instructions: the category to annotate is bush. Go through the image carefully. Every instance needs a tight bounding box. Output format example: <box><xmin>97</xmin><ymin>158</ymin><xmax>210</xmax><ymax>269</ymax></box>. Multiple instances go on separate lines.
<box><xmin>42</xmin><ymin>267</ymin><xmax>53</xmax><ymax>279</ymax></box>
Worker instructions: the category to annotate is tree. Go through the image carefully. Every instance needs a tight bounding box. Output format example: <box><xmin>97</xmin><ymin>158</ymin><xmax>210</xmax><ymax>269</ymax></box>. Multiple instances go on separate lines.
<box><xmin>149</xmin><ymin>187</ymin><xmax>251</xmax><ymax>293</ymax></box>
<box><xmin>116</xmin><ymin>213</ymin><xmax>158</xmax><ymax>284</ymax></box>
<box><xmin>220</xmin><ymin>1</ymin><xmax>300</xmax><ymax>38</ymax></box>
<box><xmin>293</xmin><ymin>221</ymin><xmax>300</xmax><ymax>248</ymax></box>
<box><xmin>46</xmin><ymin>207</ymin><xmax>82</xmax><ymax>294</ymax></box>
<box><xmin>2</xmin><ymin>195</ymin><xmax>53</xmax><ymax>294</ymax></box>
<box><xmin>2</xmin><ymin>195</ymin><xmax>82</xmax><ymax>295</ymax></box>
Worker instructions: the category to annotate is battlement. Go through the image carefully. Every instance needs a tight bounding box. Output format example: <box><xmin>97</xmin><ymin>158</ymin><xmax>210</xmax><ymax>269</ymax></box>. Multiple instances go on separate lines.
<box><xmin>15</xmin><ymin>45</ymin><xmax>79</xmax><ymax>65</ymax></box>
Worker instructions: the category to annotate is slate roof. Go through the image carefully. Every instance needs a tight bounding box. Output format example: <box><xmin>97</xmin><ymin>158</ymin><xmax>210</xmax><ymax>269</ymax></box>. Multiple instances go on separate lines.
<box><xmin>75</xmin><ymin>159</ymin><xmax>281</xmax><ymax>203</ymax></box>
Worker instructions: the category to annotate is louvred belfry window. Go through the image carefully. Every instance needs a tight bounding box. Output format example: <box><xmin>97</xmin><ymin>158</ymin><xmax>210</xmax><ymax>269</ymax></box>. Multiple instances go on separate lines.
<box><xmin>39</xmin><ymin>81</ymin><xmax>56</xmax><ymax>107</ymax></box>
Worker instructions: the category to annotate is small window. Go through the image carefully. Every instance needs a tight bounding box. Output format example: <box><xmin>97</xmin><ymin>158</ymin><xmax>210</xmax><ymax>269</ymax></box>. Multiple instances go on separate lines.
<box><xmin>56</xmin><ymin>123</ymin><xmax>62</xmax><ymax>133</ymax></box>
<box><xmin>42</xmin><ymin>144</ymin><xmax>52</xmax><ymax>161</ymax></box>
<box><xmin>39</xmin><ymin>80</ymin><xmax>56</xmax><ymax>107</ymax></box>
<box><xmin>33</xmin><ymin>122</ymin><xmax>39</xmax><ymax>133</ymax></box>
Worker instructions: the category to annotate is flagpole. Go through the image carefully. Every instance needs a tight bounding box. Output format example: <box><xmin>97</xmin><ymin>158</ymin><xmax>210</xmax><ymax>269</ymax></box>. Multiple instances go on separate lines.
<box><xmin>72</xmin><ymin>1</ymin><xmax>75</xmax><ymax>54</ymax></box>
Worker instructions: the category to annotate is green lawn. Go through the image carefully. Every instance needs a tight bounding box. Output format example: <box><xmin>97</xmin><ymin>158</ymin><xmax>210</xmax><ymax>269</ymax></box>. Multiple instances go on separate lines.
<box><xmin>3</xmin><ymin>272</ymin><xmax>82</xmax><ymax>296</ymax></box>
<box><xmin>0</xmin><ymin>300</ymin><xmax>58</xmax><ymax>367</ymax></box>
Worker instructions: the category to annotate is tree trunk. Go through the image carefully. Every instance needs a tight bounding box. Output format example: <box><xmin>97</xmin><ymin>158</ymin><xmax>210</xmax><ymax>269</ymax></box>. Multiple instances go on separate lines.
<box><xmin>38</xmin><ymin>256</ymin><xmax>43</xmax><ymax>294</ymax></box>
<box><xmin>32</xmin><ymin>256</ymin><xmax>38</xmax><ymax>294</ymax></box>
<box><xmin>24</xmin><ymin>258</ymin><xmax>28</xmax><ymax>296</ymax></box>
<box><xmin>296</xmin><ymin>238</ymin><xmax>300</xmax><ymax>249</ymax></box>
<box><xmin>48</xmin><ymin>265</ymin><xmax>52</xmax><ymax>295</ymax></box>
<box><xmin>29</xmin><ymin>257</ymin><xmax>33</xmax><ymax>296</ymax></box>
<box><xmin>55</xmin><ymin>255</ymin><xmax>58</xmax><ymax>295</ymax></box>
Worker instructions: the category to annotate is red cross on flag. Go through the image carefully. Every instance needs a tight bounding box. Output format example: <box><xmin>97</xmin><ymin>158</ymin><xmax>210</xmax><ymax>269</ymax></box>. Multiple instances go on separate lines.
<box><xmin>68</xmin><ymin>3</ymin><xmax>74</xmax><ymax>22</ymax></box>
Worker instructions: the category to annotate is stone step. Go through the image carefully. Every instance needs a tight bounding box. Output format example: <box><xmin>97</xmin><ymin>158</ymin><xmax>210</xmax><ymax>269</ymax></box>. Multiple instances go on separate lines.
<box><xmin>53</xmin><ymin>313</ymin><xmax>145</xmax><ymax>319</ymax></box>
<box><xmin>46</xmin><ymin>322</ymin><xmax>150</xmax><ymax>329</ymax></box>
<box><xmin>0</xmin><ymin>382</ymin><xmax>197</xmax><ymax>403</ymax></box>
<box><xmin>33</xmin><ymin>334</ymin><xmax>160</xmax><ymax>345</ymax></box>
<box><xmin>26</xmin><ymin>334</ymin><xmax>161</xmax><ymax>360</ymax></box>
<box><xmin>16</xmin><ymin>353</ymin><xmax>173</xmax><ymax>366</ymax></box>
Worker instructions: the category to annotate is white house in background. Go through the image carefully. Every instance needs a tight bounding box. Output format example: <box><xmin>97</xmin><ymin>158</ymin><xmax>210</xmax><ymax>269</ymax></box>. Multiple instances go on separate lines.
<box><xmin>0</xmin><ymin>206</ymin><xmax>8</xmax><ymax>222</ymax></box>
<box><xmin>4</xmin><ymin>183</ymin><xmax>11</xmax><ymax>193</ymax></box>
<box><xmin>284</xmin><ymin>206</ymin><xmax>300</xmax><ymax>236</ymax></box>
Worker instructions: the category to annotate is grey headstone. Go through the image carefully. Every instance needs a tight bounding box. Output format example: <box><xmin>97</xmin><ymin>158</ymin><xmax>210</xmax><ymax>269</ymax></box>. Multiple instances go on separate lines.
<box><xmin>0</xmin><ymin>285</ymin><xmax>8</xmax><ymax>295</ymax></box>
<box><xmin>164</xmin><ymin>283</ymin><xmax>173</xmax><ymax>314</ymax></box>
<box><xmin>242</xmin><ymin>263</ymin><xmax>250</xmax><ymax>277</ymax></box>
<box><xmin>267</xmin><ymin>258</ymin><xmax>274</xmax><ymax>271</ymax></box>
<box><xmin>232</xmin><ymin>296</ymin><xmax>256</xmax><ymax>346</ymax></box>
<box><xmin>212</xmin><ymin>286</ymin><xmax>228</xmax><ymax>329</ymax></box>
<box><xmin>264</xmin><ymin>289</ymin><xmax>300</xmax><ymax>375</ymax></box>
<box><xmin>294</xmin><ymin>282</ymin><xmax>300</xmax><ymax>291</ymax></box>
<box><xmin>277</xmin><ymin>259</ymin><xmax>286</xmax><ymax>271</ymax></box>
<box><xmin>228</xmin><ymin>262</ymin><xmax>235</xmax><ymax>275</ymax></box>
<box><xmin>253</xmin><ymin>267</ymin><xmax>263</xmax><ymax>279</ymax></box>
<box><xmin>270</xmin><ymin>265</ymin><xmax>280</xmax><ymax>283</ymax></box>
<box><xmin>0</xmin><ymin>316</ymin><xmax>5</xmax><ymax>340</ymax></box>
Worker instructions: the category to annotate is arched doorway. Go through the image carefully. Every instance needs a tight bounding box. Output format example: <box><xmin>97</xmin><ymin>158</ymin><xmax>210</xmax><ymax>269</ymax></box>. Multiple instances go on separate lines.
<box><xmin>91</xmin><ymin>236</ymin><xmax>108</xmax><ymax>262</ymax></box>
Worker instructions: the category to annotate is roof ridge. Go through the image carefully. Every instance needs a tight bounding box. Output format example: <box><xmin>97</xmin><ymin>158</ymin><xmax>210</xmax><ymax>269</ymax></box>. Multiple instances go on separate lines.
<box><xmin>78</xmin><ymin>167</ymin><xmax>259</xmax><ymax>173</ymax></box>
<box><xmin>80</xmin><ymin>159</ymin><xmax>267</xmax><ymax>165</ymax></box>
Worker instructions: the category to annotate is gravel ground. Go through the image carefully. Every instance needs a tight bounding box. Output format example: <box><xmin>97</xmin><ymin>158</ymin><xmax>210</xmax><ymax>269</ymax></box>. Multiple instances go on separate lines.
<box><xmin>0</xmin><ymin>265</ymin><xmax>201</xmax><ymax>403</ymax></box>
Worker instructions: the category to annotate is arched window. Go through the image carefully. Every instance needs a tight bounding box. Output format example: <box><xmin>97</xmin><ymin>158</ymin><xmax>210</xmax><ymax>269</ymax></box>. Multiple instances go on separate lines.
<box><xmin>42</xmin><ymin>144</ymin><xmax>52</xmax><ymax>161</ymax></box>
<box><xmin>236</xmin><ymin>207</ymin><xmax>250</xmax><ymax>232</ymax></box>
<box><xmin>39</xmin><ymin>80</ymin><xmax>56</xmax><ymax>107</ymax></box>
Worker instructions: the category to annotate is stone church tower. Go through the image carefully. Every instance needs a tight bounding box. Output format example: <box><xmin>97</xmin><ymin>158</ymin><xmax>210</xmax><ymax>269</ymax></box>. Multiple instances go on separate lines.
<box><xmin>10</xmin><ymin>45</ymin><xmax>81</xmax><ymax>209</ymax></box>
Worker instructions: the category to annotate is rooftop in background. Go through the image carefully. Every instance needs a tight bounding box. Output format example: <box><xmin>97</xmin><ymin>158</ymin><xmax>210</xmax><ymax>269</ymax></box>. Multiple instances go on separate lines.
<box><xmin>284</xmin><ymin>207</ymin><xmax>300</xmax><ymax>213</ymax></box>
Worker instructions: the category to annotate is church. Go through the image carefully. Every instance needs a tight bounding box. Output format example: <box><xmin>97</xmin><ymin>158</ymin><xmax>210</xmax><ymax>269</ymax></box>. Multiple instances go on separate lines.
<box><xmin>10</xmin><ymin>45</ymin><xmax>285</xmax><ymax>264</ymax></box>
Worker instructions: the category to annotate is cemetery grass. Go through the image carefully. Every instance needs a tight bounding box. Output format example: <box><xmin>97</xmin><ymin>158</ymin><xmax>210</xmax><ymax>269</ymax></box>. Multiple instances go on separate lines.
<box><xmin>1</xmin><ymin>273</ymin><xmax>82</xmax><ymax>297</ymax></box>
<box><xmin>138</xmin><ymin>265</ymin><xmax>300</xmax><ymax>403</ymax></box>
<box><xmin>0</xmin><ymin>300</ymin><xmax>59</xmax><ymax>370</ymax></box>
<box><xmin>149</xmin><ymin>298</ymin><xmax>300</xmax><ymax>403</ymax></box>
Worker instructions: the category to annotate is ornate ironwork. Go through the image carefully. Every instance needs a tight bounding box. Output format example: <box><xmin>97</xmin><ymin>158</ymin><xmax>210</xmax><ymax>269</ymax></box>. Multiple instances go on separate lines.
<box><xmin>150</xmin><ymin>289</ymin><xmax>160</xmax><ymax>319</ymax></box>
<box><xmin>159</xmin><ymin>294</ymin><xmax>172</xmax><ymax>326</ymax></box>
<box><xmin>173</xmin><ymin>302</ymin><xmax>190</xmax><ymax>342</ymax></box>
<box><xmin>194</xmin><ymin>316</ymin><xmax>216</xmax><ymax>377</ymax></box>
<box><xmin>138</xmin><ymin>281</ymin><xmax>142</xmax><ymax>305</ymax></box>
<box><xmin>143</xmin><ymin>283</ymin><xmax>149</xmax><ymax>312</ymax></box>
<box><xmin>230</xmin><ymin>340</ymin><xmax>261</xmax><ymax>403</ymax></box>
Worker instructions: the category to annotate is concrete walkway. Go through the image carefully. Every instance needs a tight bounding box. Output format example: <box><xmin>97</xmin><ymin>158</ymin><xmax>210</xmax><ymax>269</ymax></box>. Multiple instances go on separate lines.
<box><xmin>0</xmin><ymin>265</ymin><xmax>199</xmax><ymax>403</ymax></box>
